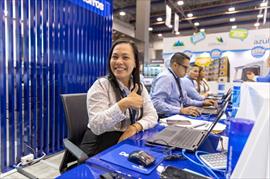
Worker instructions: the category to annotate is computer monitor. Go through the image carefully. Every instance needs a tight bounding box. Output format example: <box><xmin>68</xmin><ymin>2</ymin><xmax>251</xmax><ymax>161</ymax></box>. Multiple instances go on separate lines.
<box><xmin>241</xmin><ymin>66</ymin><xmax>260</xmax><ymax>81</ymax></box>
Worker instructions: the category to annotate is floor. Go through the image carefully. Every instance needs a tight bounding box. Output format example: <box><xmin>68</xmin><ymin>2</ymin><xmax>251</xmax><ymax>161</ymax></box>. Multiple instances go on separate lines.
<box><xmin>1</xmin><ymin>152</ymin><xmax>64</xmax><ymax>179</ymax></box>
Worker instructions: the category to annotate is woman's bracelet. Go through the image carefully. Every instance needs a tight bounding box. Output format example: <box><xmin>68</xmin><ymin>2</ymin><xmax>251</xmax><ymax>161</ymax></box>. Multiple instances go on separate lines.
<box><xmin>131</xmin><ymin>124</ymin><xmax>140</xmax><ymax>133</ymax></box>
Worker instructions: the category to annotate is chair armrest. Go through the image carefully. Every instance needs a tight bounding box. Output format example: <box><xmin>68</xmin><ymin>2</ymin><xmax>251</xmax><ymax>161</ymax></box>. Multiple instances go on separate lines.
<box><xmin>63</xmin><ymin>138</ymin><xmax>88</xmax><ymax>163</ymax></box>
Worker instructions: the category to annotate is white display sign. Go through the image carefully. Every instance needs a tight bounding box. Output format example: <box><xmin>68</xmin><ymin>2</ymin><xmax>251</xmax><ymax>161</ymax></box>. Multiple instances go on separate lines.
<box><xmin>165</xmin><ymin>5</ymin><xmax>172</xmax><ymax>27</ymax></box>
<box><xmin>163</xmin><ymin>28</ymin><xmax>270</xmax><ymax>53</ymax></box>
<box><xmin>174</xmin><ymin>13</ymin><xmax>179</xmax><ymax>33</ymax></box>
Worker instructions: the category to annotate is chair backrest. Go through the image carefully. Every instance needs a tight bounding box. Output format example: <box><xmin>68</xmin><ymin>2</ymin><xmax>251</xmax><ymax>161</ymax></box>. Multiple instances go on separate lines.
<box><xmin>61</xmin><ymin>93</ymin><xmax>88</xmax><ymax>145</ymax></box>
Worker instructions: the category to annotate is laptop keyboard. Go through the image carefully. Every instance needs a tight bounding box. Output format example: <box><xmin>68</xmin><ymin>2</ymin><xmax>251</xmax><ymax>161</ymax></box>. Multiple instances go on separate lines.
<box><xmin>170</xmin><ymin>128</ymin><xmax>202</xmax><ymax>147</ymax></box>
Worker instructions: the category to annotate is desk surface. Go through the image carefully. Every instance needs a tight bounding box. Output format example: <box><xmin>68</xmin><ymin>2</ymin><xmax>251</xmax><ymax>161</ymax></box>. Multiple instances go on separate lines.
<box><xmin>58</xmin><ymin>117</ymin><xmax>226</xmax><ymax>179</ymax></box>
<box><xmin>86</xmin><ymin>124</ymin><xmax>224</xmax><ymax>178</ymax></box>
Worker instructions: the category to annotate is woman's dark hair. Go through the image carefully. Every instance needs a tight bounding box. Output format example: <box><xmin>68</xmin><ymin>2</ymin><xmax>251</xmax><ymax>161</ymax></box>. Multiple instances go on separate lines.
<box><xmin>107</xmin><ymin>38</ymin><xmax>141</xmax><ymax>94</ymax></box>
<box><xmin>196</xmin><ymin>66</ymin><xmax>208</xmax><ymax>93</ymax></box>
<box><xmin>107</xmin><ymin>38</ymin><xmax>143</xmax><ymax>121</ymax></box>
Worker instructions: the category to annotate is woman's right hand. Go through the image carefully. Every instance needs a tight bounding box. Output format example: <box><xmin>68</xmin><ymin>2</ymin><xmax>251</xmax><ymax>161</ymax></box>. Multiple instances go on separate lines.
<box><xmin>118</xmin><ymin>84</ymin><xmax>143</xmax><ymax>111</ymax></box>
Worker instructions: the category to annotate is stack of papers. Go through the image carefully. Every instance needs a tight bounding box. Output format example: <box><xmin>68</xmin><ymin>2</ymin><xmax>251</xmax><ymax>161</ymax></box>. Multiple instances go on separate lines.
<box><xmin>160</xmin><ymin>114</ymin><xmax>226</xmax><ymax>133</ymax></box>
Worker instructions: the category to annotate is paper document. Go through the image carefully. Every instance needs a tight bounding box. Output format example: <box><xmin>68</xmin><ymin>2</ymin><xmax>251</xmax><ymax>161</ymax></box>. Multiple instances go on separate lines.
<box><xmin>160</xmin><ymin>114</ymin><xmax>226</xmax><ymax>132</ymax></box>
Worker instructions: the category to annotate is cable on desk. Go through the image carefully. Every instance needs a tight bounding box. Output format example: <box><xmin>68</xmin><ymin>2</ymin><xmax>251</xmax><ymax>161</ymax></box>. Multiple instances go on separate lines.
<box><xmin>145</xmin><ymin>139</ymin><xmax>176</xmax><ymax>155</ymax></box>
<box><xmin>145</xmin><ymin>139</ymin><xmax>187</xmax><ymax>161</ymax></box>
<box><xmin>181</xmin><ymin>149</ymin><xmax>219</xmax><ymax>179</ymax></box>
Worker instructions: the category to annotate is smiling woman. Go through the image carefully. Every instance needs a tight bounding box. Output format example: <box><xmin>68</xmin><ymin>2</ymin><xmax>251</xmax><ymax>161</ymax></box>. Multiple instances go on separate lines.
<box><xmin>79</xmin><ymin>39</ymin><xmax>158</xmax><ymax>157</ymax></box>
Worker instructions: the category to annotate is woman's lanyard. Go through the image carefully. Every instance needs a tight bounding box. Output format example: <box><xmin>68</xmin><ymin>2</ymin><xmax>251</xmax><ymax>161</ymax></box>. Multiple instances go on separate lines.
<box><xmin>119</xmin><ymin>88</ymin><xmax>137</xmax><ymax>125</ymax></box>
<box><xmin>168</xmin><ymin>69</ymin><xmax>184</xmax><ymax>107</ymax></box>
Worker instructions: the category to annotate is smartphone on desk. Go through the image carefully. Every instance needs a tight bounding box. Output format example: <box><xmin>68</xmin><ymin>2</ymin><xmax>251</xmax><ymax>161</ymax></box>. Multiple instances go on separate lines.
<box><xmin>160</xmin><ymin>166</ymin><xmax>210</xmax><ymax>179</ymax></box>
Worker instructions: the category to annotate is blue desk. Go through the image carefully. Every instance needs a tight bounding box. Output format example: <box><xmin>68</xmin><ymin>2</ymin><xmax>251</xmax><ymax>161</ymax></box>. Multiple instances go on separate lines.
<box><xmin>58</xmin><ymin>124</ymin><xmax>225</xmax><ymax>179</ymax></box>
<box><xmin>88</xmin><ymin>124</ymin><xmax>224</xmax><ymax>178</ymax></box>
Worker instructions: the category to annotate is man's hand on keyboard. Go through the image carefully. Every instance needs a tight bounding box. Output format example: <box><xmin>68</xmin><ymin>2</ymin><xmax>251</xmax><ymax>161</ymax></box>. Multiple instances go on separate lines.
<box><xmin>203</xmin><ymin>99</ymin><xmax>217</xmax><ymax>107</ymax></box>
<box><xmin>180</xmin><ymin>106</ymin><xmax>201</xmax><ymax>117</ymax></box>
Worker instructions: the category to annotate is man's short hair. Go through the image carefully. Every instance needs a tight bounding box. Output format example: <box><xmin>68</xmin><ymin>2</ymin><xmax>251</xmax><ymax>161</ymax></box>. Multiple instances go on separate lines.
<box><xmin>170</xmin><ymin>52</ymin><xmax>190</xmax><ymax>66</ymax></box>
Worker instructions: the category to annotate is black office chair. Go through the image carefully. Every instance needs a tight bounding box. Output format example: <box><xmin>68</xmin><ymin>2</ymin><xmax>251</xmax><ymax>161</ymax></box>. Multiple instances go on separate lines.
<box><xmin>59</xmin><ymin>93</ymin><xmax>89</xmax><ymax>173</ymax></box>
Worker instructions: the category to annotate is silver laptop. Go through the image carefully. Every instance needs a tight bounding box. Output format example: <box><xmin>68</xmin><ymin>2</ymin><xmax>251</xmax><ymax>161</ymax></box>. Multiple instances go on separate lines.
<box><xmin>196</xmin><ymin>89</ymin><xmax>232</xmax><ymax>115</ymax></box>
<box><xmin>146</xmin><ymin>101</ymin><xmax>229</xmax><ymax>151</ymax></box>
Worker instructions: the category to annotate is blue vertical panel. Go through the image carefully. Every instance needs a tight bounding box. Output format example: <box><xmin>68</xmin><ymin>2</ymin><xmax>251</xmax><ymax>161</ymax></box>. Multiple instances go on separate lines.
<box><xmin>0</xmin><ymin>0</ymin><xmax>7</xmax><ymax>173</ymax></box>
<box><xmin>7</xmin><ymin>0</ymin><xmax>15</xmax><ymax>166</ymax></box>
<box><xmin>54</xmin><ymin>0</ymin><xmax>61</xmax><ymax>150</ymax></box>
<box><xmin>58</xmin><ymin>0</ymin><xmax>65</xmax><ymax>148</ymax></box>
<box><xmin>35</xmin><ymin>0</ymin><xmax>44</xmax><ymax>156</ymax></box>
<box><xmin>15</xmin><ymin>0</ymin><xmax>23</xmax><ymax>163</ymax></box>
<box><xmin>22</xmin><ymin>0</ymin><xmax>31</xmax><ymax>156</ymax></box>
<box><xmin>48</xmin><ymin>0</ymin><xmax>55</xmax><ymax>153</ymax></box>
<box><xmin>29</xmin><ymin>0</ymin><xmax>37</xmax><ymax>155</ymax></box>
<box><xmin>41</xmin><ymin>0</ymin><xmax>49</xmax><ymax>154</ymax></box>
<box><xmin>0</xmin><ymin>0</ymin><xmax>112</xmax><ymax>173</ymax></box>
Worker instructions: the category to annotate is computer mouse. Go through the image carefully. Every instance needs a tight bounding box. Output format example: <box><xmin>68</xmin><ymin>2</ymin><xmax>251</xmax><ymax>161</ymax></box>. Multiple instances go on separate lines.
<box><xmin>128</xmin><ymin>150</ymin><xmax>155</xmax><ymax>167</ymax></box>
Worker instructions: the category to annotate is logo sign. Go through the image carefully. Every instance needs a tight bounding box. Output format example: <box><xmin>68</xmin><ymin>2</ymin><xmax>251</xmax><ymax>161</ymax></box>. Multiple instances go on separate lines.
<box><xmin>216</xmin><ymin>37</ymin><xmax>224</xmax><ymax>43</ymax></box>
<box><xmin>119</xmin><ymin>151</ymin><xmax>129</xmax><ymax>157</ymax></box>
<box><xmin>173</xmin><ymin>40</ymin><xmax>184</xmax><ymax>47</ymax></box>
<box><xmin>83</xmin><ymin>0</ymin><xmax>104</xmax><ymax>10</ymax></box>
<box><xmin>190</xmin><ymin>32</ymin><xmax>206</xmax><ymax>44</ymax></box>
<box><xmin>251</xmin><ymin>46</ymin><xmax>266</xmax><ymax>58</ymax></box>
<box><xmin>210</xmin><ymin>49</ymin><xmax>222</xmax><ymax>59</ymax></box>
<box><xmin>69</xmin><ymin>0</ymin><xmax>110</xmax><ymax>16</ymax></box>
<box><xmin>183</xmin><ymin>50</ymin><xmax>193</xmax><ymax>58</ymax></box>
<box><xmin>254</xmin><ymin>37</ymin><xmax>270</xmax><ymax>46</ymax></box>
<box><xmin>229</xmin><ymin>28</ymin><xmax>248</xmax><ymax>41</ymax></box>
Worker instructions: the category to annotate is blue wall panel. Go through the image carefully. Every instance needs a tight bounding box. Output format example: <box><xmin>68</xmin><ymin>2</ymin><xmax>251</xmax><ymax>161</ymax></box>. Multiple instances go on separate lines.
<box><xmin>0</xmin><ymin>0</ymin><xmax>112</xmax><ymax>172</ymax></box>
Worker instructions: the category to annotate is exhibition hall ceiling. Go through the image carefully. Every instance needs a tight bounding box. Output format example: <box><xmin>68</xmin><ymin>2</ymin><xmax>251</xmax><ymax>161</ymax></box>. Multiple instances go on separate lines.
<box><xmin>113</xmin><ymin>0</ymin><xmax>270</xmax><ymax>38</ymax></box>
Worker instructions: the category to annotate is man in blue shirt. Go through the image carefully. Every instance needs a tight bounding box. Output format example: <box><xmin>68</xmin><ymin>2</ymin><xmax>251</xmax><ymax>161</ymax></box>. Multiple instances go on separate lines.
<box><xmin>150</xmin><ymin>52</ymin><xmax>215</xmax><ymax>117</ymax></box>
<box><xmin>181</xmin><ymin>65</ymin><xmax>206</xmax><ymax>101</ymax></box>
<box><xmin>246</xmin><ymin>56</ymin><xmax>270</xmax><ymax>82</ymax></box>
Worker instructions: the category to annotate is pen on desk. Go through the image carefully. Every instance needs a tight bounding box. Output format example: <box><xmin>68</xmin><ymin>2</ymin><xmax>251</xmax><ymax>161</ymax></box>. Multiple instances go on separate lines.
<box><xmin>192</xmin><ymin>123</ymin><xmax>206</xmax><ymax>129</ymax></box>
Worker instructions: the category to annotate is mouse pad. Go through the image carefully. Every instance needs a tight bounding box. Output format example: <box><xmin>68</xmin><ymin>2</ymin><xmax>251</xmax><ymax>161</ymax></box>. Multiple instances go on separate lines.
<box><xmin>100</xmin><ymin>144</ymin><xmax>164</xmax><ymax>174</ymax></box>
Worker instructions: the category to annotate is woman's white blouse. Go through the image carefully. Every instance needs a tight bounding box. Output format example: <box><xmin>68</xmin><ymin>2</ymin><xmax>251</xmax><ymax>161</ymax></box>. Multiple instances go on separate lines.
<box><xmin>87</xmin><ymin>78</ymin><xmax>158</xmax><ymax>135</ymax></box>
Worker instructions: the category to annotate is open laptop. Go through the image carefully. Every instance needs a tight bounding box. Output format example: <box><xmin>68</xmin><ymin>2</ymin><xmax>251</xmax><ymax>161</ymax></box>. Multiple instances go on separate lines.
<box><xmin>196</xmin><ymin>89</ymin><xmax>232</xmax><ymax>115</ymax></box>
<box><xmin>146</xmin><ymin>101</ymin><xmax>229</xmax><ymax>151</ymax></box>
<box><xmin>207</xmin><ymin>88</ymin><xmax>232</xmax><ymax>101</ymax></box>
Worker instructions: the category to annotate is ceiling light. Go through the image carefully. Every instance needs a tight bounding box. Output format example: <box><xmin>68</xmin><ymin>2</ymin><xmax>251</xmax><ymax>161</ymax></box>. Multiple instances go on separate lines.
<box><xmin>187</xmin><ymin>13</ymin><xmax>193</xmax><ymax>18</ymax></box>
<box><xmin>254</xmin><ymin>22</ymin><xmax>260</xmax><ymax>27</ymax></box>
<box><xmin>175</xmin><ymin>31</ymin><xmax>180</xmax><ymax>35</ymax></box>
<box><xmin>257</xmin><ymin>14</ymin><xmax>264</xmax><ymax>18</ymax></box>
<box><xmin>156</xmin><ymin>17</ymin><xmax>162</xmax><ymax>22</ymax></box>
<box><xmin>148</xmin><ymin>27</ymin><xmax>153</xmax><ymax>31</ymax></box>
<box><xmin>194</xmin><ymin>22</ymin><xmax>200</xmax><ymax>26</ymax></box>
<box><xmin>260</xmin><ymin>2</ymin><xmax>268</xmax><ymax>7</ymax></box>
<box><xmin>232</xmin><ymin>25</ymin><xmax>237</xmax><ymax>29</ymax></box>
<box><xmin>200</xmin><ymin>28</ymin><xmax>205</xmax><ymax>32</ymax></box>
<box><xmin>228</xmin><ymin>7</ymin><xmax>235</xmax><ymax>12</ymax></box>
<box><xmin>119</xmin><ymin>11</ymin><xmax>126</xmax><ymax>16</ymax></box>
<box><xmin>230</xmin><ymin>18</ymin><xmax>236</xmax><ymax>22</ymax></box>
<box><xmin>158</xmin><ymin>33</ymin><xmax>162</xmax><ymax>37</ymax></box>
<box><xmin>177</xmin><ymin>1</ymin><xmax>184</xmax><ymax>6</ymax></box>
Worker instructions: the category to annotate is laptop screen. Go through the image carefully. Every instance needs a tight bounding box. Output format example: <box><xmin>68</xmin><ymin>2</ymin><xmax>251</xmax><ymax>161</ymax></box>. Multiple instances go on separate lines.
<box><xmin>206</xmin><ymin>100</ymin><xmax>229</xmax><ymax>134</ymax></box>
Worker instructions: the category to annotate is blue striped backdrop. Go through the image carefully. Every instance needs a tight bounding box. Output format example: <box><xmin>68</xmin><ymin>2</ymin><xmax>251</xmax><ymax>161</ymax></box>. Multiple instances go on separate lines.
<box><xmin>0</xmin><ymin>0</ymin><xmax>112</xmax><ymax>173</ymax></box>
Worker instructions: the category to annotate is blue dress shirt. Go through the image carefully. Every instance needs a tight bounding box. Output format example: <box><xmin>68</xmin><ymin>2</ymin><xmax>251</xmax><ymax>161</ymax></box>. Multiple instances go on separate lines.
<box><xmin>256</xmin><ymin>70</ymin><xmax>270</xmax><ymax>82</ymax></box>
<box><xmin>181</xmin><ymin>76</ymin><xmax>205</xmax><ymax>101</ymax></box>
<box><xmin>150</xmin><ymin>68</ymin><xmax>203</xmax><ymax>116</ymax></box>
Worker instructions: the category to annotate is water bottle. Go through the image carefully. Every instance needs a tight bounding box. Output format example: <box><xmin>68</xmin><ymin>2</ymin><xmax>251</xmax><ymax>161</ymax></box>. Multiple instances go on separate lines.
<box><xmin>226</xmin><ymin>118</ymin><xmax>254</xmax><ymax>178</ymax></box>
<box><xmin>231</xmin><ymin>85</ymin><xmax>241</xmax><ymax>117</ymax></box>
